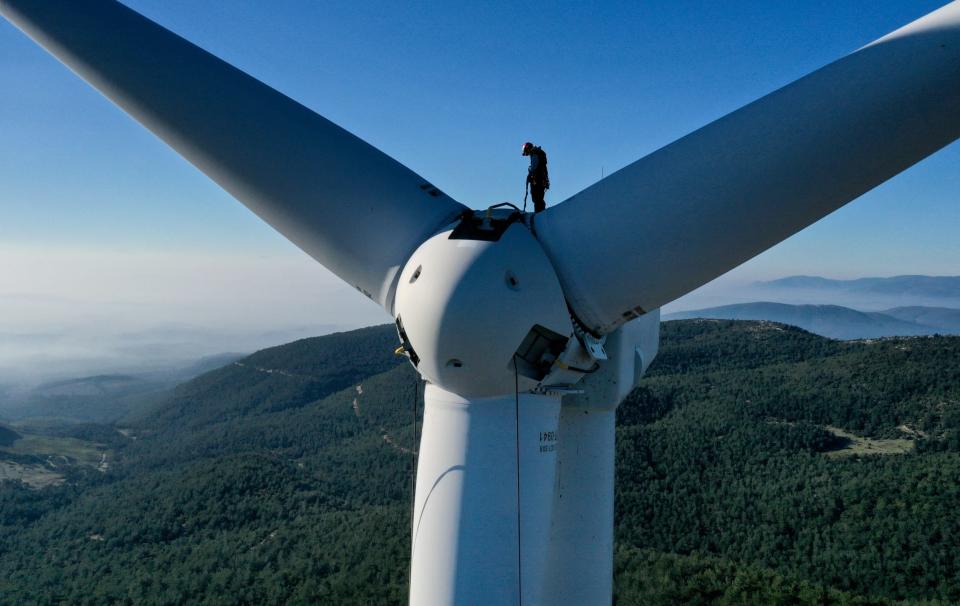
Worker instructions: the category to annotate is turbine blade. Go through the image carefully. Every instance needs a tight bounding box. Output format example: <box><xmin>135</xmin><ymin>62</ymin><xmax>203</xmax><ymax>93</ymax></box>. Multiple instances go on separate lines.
<box><xmin>0</xmin><ymin>0</ymin><xmax>466</xmax><ymax>310</ymax></box>
<box><xmin>535</xmin><ymin>2</ymin><xmax>960</xmax><ymax>335</ymax></box>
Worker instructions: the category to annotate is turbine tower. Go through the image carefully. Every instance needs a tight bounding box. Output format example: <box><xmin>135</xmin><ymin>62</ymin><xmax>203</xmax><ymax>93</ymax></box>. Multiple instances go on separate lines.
<box><xmin>4</xmin><ymin>1</ymin><xmax>960</xmax><ymax>604</ymax></box>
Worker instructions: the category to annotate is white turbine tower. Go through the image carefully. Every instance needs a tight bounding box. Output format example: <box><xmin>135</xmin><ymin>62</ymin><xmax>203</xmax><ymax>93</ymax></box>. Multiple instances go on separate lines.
<box><xmin>4</xmin><ymin>1</ymin><xmax>960</xmax><ymax>604</ymax></box>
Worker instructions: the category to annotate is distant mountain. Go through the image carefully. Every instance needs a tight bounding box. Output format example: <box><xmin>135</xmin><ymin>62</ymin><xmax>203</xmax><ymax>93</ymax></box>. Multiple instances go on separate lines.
<box><xmin>33</xmin><ymin>374</ymin><xmax>152</xmax><ymax>398</ymax></box>
<box><xmin>666</xmin><ymin>274</ymin><xmax>960</xmax><ymax>316</ymax></box>
<box><xmin>0</xmin><ymin>374</ymin><xmax>172</xmax><ymax>425</ymax></box>
<box><xmin>664</xmin><ymin>302</ymin><xmax>959</xmax><ymax>340</ymax></box>
<box><xmin>881</xmin><ymin>306</ymin><xmax>960</xmax><ymax>333</ymax></box>
<box><xmin>0</xmin><ymin>352</ymin><xmax>246</xmax><ymax>425</ymax></box>
<box><xmin>134</xmin><ymin>352</ymin><xmax>247</xmax><ymax>384</ymax></box>
<box><xmin>756</xmin><ymin>275</ymin><xmax>960</xmax><ymax>297</ymax></box>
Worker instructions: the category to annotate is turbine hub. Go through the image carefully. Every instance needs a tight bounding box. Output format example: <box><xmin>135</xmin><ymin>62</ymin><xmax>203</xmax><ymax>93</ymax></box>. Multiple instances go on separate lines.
<box><xmin>394</xmin><ymin>212</ymin><xmax>571</xmax><ymax>397</ymax></box>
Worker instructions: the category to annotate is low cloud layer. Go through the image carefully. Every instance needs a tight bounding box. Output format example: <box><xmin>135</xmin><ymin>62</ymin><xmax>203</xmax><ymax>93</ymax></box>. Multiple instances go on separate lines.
<box><xmin>0</xmin><ymin>246</ymin><xmax>389</xmax><ymax>384</ymax></box>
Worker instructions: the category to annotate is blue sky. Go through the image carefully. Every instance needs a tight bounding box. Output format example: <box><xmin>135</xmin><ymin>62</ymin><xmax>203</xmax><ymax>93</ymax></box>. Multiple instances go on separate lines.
<box><xmin>1</xmin><ymin>1</ymin><xmax>958</xmax><ymax>376</ymax></box>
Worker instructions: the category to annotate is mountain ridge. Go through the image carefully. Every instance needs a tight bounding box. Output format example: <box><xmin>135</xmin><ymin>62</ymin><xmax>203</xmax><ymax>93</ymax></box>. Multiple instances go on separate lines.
<box><xmin>754</xmin><ymin>274</ymin><xmax>960</xmax><ymax>298</ymax></box>
<box><xmin>665</xmin><ymin>302</ymin><xmax>960</xmax><ymax>340</ymax></box>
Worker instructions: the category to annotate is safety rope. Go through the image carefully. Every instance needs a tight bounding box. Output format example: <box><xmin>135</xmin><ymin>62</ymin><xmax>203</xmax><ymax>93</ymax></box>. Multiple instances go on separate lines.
<box><xmin>407</xmin><ymin>376</ymin><xmax>420</xmax><ymax>598</ymax></box>
<box><xmin>513</xmin><ymin>355</ymin><xmax>523</xmax><ymax>605</ymax></box>
<box><xmin>411</xmin><ymin>377</ymin><xmax>419</xmax><ymax>523</ymax></box>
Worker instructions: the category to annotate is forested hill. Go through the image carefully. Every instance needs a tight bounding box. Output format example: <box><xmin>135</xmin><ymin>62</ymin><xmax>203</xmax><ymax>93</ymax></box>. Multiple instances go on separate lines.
<box><xmin>2</xmin><ymin>320</ymin><xmax>960</xmax><ymax>604</ymax></box>
<box><xmin>136</xmin><ymin>324</ymin><xmax>401</xmax><ymax>432</ymax></box>
<box><xmin>0</xmin><ymin>424</ymin><xmax>20</xmax><ymax>447</ymax></box>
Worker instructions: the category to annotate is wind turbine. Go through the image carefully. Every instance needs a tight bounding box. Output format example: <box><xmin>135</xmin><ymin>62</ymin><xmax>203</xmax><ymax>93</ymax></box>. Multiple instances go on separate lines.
<box><xmin>3</xmin><ymin>1</ymin><xmax>960</xmax><ymax>604</ymax></box>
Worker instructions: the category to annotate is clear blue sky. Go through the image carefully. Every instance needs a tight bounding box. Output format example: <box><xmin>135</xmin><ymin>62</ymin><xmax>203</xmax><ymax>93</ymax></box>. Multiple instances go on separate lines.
<box><xmin>0</xmin><ymin>1</ymin><xmax>958</xmax><ymax>359</ymax></box>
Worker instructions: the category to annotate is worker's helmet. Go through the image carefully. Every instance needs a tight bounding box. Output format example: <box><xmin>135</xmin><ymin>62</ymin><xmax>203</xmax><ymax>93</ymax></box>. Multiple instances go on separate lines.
<box><xmin>521</xmin><ymin>142</ymin><xmax>533</xmax><ymax>156</ymax></box>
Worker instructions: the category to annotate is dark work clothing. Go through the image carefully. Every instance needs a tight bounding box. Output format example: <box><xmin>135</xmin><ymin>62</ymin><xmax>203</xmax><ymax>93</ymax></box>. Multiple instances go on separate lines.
<box><xmin>527</xmin><ymin>146</ymin><xmax>548</xmax><ymax>184</ymax></box>
<box><xmin>526</xmin><ymin>145</ymin><xmax>549</xmax><ymax>213</ymax></box>
<box><xmin>530</xmin><ymin>182</ymin><xmax>546</xmax><ymax>213</ymax></box>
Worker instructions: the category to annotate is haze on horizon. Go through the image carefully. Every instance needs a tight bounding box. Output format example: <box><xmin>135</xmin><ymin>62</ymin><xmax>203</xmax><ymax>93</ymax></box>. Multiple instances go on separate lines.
<box><xmin>1</xmin><ymin>1</ymin><xmax>958</xmax><ymax>384</ymax></box>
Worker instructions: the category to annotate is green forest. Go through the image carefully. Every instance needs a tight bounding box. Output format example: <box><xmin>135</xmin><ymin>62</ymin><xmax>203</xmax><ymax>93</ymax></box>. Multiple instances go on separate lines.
<box><xmin>2</xmin><ymin>320</ymin><xmax>960</xmax><ymax>605</ymax></box>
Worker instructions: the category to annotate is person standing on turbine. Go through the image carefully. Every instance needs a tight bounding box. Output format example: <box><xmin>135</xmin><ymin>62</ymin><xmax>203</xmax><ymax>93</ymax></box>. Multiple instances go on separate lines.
<box><xmin>522</xmin><ymin>141</ymin><xmax>549</xmax><ymax>212</ymax></box>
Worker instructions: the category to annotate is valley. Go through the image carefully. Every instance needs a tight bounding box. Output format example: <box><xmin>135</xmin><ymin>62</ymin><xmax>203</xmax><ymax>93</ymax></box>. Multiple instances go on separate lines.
<box><xmin>1</xmin><ymin>320</ymin><xmax>959</xmax><ymax>604</ymax></box>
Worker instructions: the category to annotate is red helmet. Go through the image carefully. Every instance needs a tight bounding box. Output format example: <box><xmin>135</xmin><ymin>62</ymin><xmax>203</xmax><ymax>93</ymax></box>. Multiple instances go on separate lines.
<box><xmin>521</xmin><ymin>141</ymin><xmax>533</xmax><ymax>156</ymax></box>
